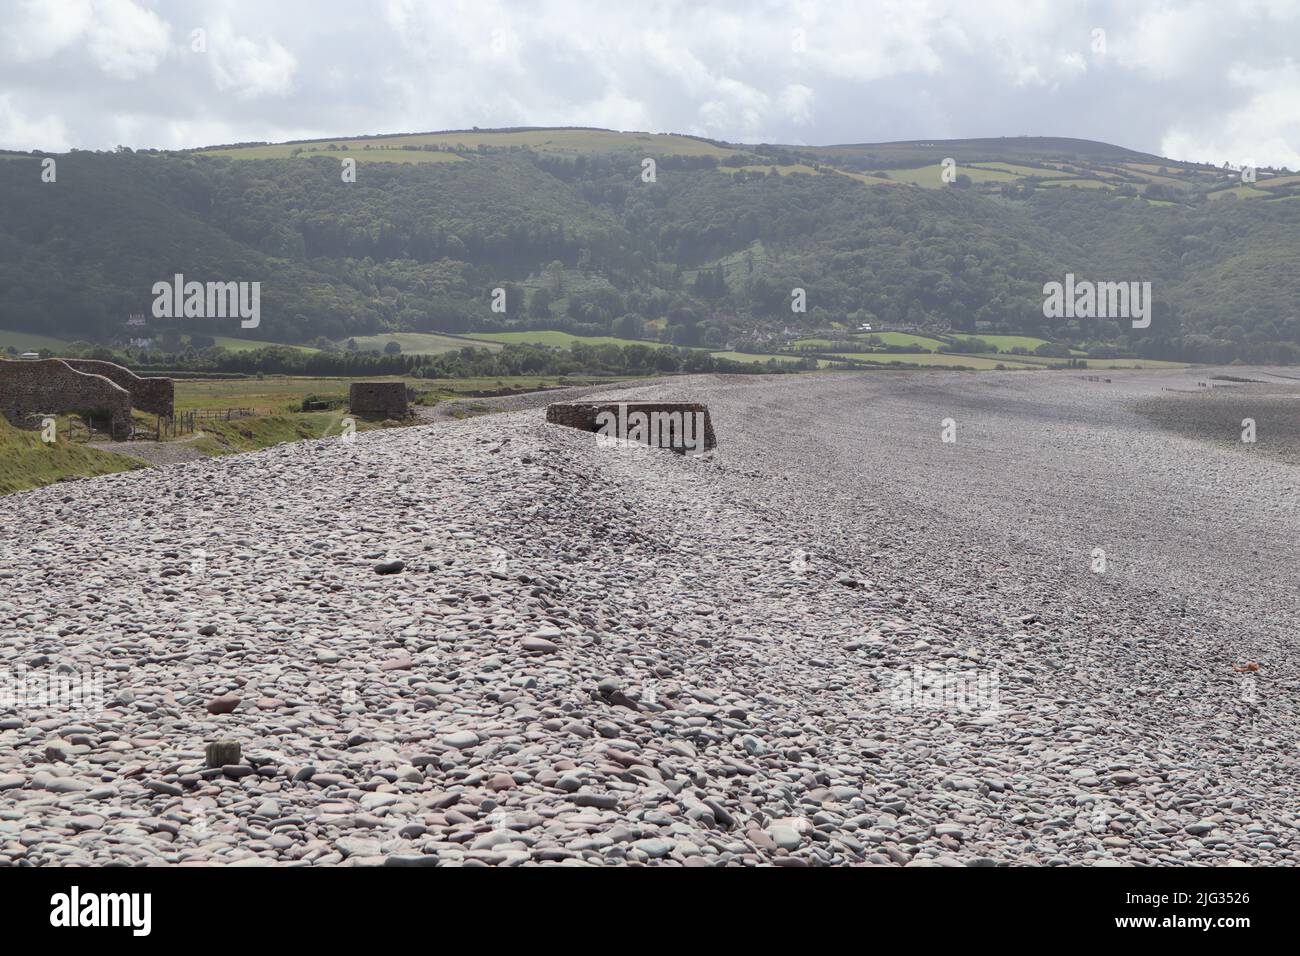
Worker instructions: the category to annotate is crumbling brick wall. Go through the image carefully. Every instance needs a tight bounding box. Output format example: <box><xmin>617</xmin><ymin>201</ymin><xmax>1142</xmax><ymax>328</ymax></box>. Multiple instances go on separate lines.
<box><xmin>349</xmin><ymin>382</ymin><xmax>408</xmax><ymax>419</ymax></box>
<box><xmin>546</xmin><ymin>401</ymin><xmax>716</xmax><ymax>452</ymax></box>
<box><xmin>0</xmin><ymin>359</ymin><xmax>133</xmax><ymax>440</ymax></box>
<box><xmin>62</xmin><ymin>359</ymin><xmax>174</xmax><ymax>417</ymax></box>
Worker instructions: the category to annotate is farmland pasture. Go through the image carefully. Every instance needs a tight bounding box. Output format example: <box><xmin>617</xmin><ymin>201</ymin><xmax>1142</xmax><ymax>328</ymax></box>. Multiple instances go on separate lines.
<box><xmin>341</xmin><ymin>332</ymin><xmax>498</xmax><ymax>355</ymax></box>
<box><xmin>945</xmin><ymin>333</ymin><xmax>1054</xmax><ymax>352</ymax></box>
<box><xmin>829</xmin><ymin>352</ymin><xmax>1037</xmax><ymax>370</ymax></box>
<box><xmin>708</xmin><ymin>352</ymin><xmax>835</xmax><ymax>368</ymax></box>
<box><xmin>882</xmin><ymin>164</ymin><xmax>1019</xmax><ymax>187</ymax></box>
<box><xmin>202</xmin><ymin>128</ymin><xmax>737</xmax><ymax>161</ymax></box>
<box><xmin>463</xmin><ymin>330</ymin><xmax>670</xmax><ymax>349</ymax></box>
<box><xmin>0</xmin><ymin>329</ymin><xmax>72</xmax><ymax>353</ymax></box>
<box><xmin>852</xmin><ymin>331</ymin><xmax>949</xmax><ymax>351</ymax></box>
<box><xmin>969</xmin><ymin>161</ymin><xmax>1065</xmax><ymax>178</ymax></box>
<box><xmin>720</xmin><ymin>164</ymin><xmax>823</xmax><ymax>177</ymax></box>
<box><xmin>209</xmin><ymin>335</ymin><xmax>319</xmax><ymax>353</ymax></box>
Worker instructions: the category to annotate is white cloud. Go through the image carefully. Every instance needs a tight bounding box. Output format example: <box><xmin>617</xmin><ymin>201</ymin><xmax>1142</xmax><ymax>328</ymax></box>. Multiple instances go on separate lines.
<box><xmin>1161</xmin><ymin>60</ymin><xmax>1300</xmax><ymax>169</ymax></box>
<box><xmin>777</xmin><ymin>83</ymin><xmax>814</xmax><ymax>125</ymax></box>
<box><xmin>0</xmin><ymin>93</ymin><xmax>71</xmax><ymax>151</ymax></box>
<box><xmin>1</xmin><ymin>0</ymin><xmax>1299</xmax><ymax>164</ymax></box>
<box><xmin>206</xmin><ymin>22</ymin><xmax>298</xmax><ymax>99</ymax></box>
<box><xmin>86</xmin><ymin>0</ymin><xmax>171</xmax><ymax>79</ymax></box>
<box><xmin>0</xmin><ymin>0</ymin><xmax>93</xmax><ymax>62</ymax></box>
<box><xmin>0</xmin><ymin>0</ymin><xmax>168</xmax><ymax>78</ymax></box>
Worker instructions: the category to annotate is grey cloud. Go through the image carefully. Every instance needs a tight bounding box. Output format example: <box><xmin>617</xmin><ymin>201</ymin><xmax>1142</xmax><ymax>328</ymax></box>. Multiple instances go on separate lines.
<box><xmin>0</xmin><ymin>0</ymin><xmax>1298</xmax><ymax>167</ymax></box>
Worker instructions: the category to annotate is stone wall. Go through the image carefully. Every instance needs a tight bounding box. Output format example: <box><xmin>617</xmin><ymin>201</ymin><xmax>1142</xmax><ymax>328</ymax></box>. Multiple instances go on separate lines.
<box><xmin>61</xmin><ymin>359</ymin><xmax>174</xmax><ymax>417</ymax></box>
<box><xmin>349</xmin><ymin>382</ymin><xmax>409</xmax><ymax>419</ymax></box>
<box><xmin>0</xmin><ymin>359</ymin><xmax>133</xmax><ymax>440</ymax></box>
<box><xmin>546</xmin><ymin>401</ymin><xmax>716</xmax><ymax>452</ymax></box>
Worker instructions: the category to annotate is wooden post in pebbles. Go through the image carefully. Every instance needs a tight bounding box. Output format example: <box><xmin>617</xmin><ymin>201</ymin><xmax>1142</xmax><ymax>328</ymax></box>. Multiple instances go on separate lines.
<box><xmin>205</xmin><ymin>740</ymin><xmax>241</xmax><ymax>768</ymax></box>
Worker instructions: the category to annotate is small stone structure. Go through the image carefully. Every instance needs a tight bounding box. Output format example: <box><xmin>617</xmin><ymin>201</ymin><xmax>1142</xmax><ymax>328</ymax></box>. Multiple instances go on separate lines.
<box><xmin>62</xmin><ymin>359</ymin><xmax>174</xmax><ymax>417</ymax></box>
<box><xmin>547</xmin><ymin>401</ymin><xmax>717</xmax><ymax>452</ymax></box>
<box><xmin>0</xmin><ymin>359</ymin><xmax>134</xmax><ymax>440</ymax></box>
<box><xmin>349</xmin><ymin>382</ymin><xmax>409</xmax><ymax>419</ymax></box>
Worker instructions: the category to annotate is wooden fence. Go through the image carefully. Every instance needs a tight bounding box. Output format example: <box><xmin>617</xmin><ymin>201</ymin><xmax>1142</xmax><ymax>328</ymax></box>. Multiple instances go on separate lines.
<box><xmin>191</xmin><ymin>407</ymin><xmax>254</xmax><ymax>421</ymax></box>
<box><xmin>25</xmin><ymin>408</ymin><xmax>254</xmax><ymax>442</ymax></box>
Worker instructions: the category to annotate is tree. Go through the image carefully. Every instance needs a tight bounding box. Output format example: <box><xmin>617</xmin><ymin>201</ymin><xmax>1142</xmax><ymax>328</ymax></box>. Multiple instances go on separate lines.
<box><xmin>546</xmin><ymin>260</ymin><xmax>566</xmax><ymax>294</ymax></box>
<box><xmin>612</xmin><ymin>313</ymin><xmax>645</xmax><ymax>339</ymax></box>
<box><xmin>529</xmin><ymin>287</ymin><xmax>554</xmax><ymax>319</ymax></box>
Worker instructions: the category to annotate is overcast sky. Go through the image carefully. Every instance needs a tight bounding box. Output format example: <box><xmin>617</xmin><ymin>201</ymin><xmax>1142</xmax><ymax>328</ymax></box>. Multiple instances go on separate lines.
<box><xmin>3</xmin><ymin>0</ymin><xmax>1299</xmax><ymax>167</ymax></box>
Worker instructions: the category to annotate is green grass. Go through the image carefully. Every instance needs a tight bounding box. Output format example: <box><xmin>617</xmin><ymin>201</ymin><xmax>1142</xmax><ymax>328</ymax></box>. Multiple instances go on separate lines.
<box><xmin>853</xmin><ymin>331</ymin><xmax>950</xmax><ymax>351</ymax></box>
<box><xmin>945</xmin><ymin>333</ymin><xmax>1053</xmax><ymax>352</ymax></box>
<box><xmin>1258</xmin><ymin>174</ymin><xmax>1300</xmax><ymax>190</ymax></box>
<box><xmin>969</xmin><ymin>161</ymin><xmax>1064</xmax><ymax>178</ymax></box>
<box><xmin>709</xmin><ymin>352</ymin><xmax>836</xmax><ymax>368</ymax></box>
<box><xmin>209</xmin><ymin>335</ymin><xmax>319</xmax><ymax>353</ymax></box>
<box><xmin>188</xmin><ymin>411</ymin><xmax>363</xmax><ymax>455</ymax></box>
<box><xmin>1209</xmin><ymin>184</ymin><xmax>1269</xmax><ymax>200</ymax></box>
<box><xmin>720</xmin><ymin>164</ymin><xmax>823</xmax><ymax>177</ymax></box>
<box><xmin>962</xmin><ymin>352</ymin><xmax>1188</xmax><ymax>369</ymax></box>
<box><xmin>174</xmin><ymin>375</ymin><xmax>423</xmax><ymax>414</ymax></box>
<box><xmin>203</xmin><ymin>145</ymin><xmax>465</xmax><ymax>164</ymax></box>
<box><xmin>340</xmin><ymin>332</ymin><xmax>499</xmax><ymax>355</ymax></box>
<box><xmin>830</xmin><ymin>169</ymin><xmax>899</xmax><ymax>186</ymax></box>
<box><xmin>0</xmin><ymin>330</ymin><xmax>319</xmax><ymax>356</ymax></box>
<box><xmin>1069</xmin><ymin>357</ymin><xmax>1190</xmax><ymax>369</ymax></box>
<box><xmin>1039</xmin><ymin>178</ymin><xmax>1109</xmax><ymax>189</ymax></box>
<box><xmin>0</xmin><ymin>329</ymin><xmax>72</xmax><ymax>353</ymax></box>
<box><xmin>0</xmin><ymin>415</ymin><xmax>144</xmax><ymax>496</ymax></box>
<box><xmin>1118</xmin><ymin>165</ymin><xmax>1195</xmax><ymax>187</ymax></box>
<box><xmin>174</xmin><ymin>372</ymin><xmax>640</xmax><ymax>415</ymax></box>
<box><xmin>463</xmin><ymin>330</ymin><xmax>669</xmax><ymax>349</ymax></box>
<box><xmin>831</xmin><ymin>352</ymin><xmax>1038</xmax><ymax>370</ymax></box>
<box><xmin>201</xmin><ymin>128</ymin><xmax>737</xmax><ymax>161</ymax></box>
<box><xmin>882</xmin><ymin>163</ymin><xmax>1019</xmax><ymax>187</ymax></box>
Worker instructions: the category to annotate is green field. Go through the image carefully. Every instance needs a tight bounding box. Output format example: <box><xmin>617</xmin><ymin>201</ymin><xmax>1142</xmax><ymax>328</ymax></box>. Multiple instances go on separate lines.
<box><xmin>1259</xmin><ymin>174</ymin><xmax>1300</xmax><ymax>190</ymax></box>
<box><xmin>969</xmin><ymin>161</ymin><xmax>1065</xmax><ymax>178</ymax></box>
<box><xmin>463</xmin><ymin>330</ymin><xmax>669</xmax><ymax>349</ymax></box>
<box><xmin>173</xmin><ymin>375</ymin><xmax>423</xmax><ymax>413</ymax></box>
<box><xmin>0</xmin><ymin>330</ymin><xmax>321</xmax><ymax>355</ymax></box>
<box><xmin>202</xmin><ymin>128</ymin><xmax>737</xmax><ymax>162</ymax></box>
<box><xmin>1065</xmin><ymin>357</ymin><xmax>1189</xmax><ymax>369</ymax></box>
<box><xmin>1040</xmin><ymin>178</ymin><xmax>1109</xmax><ymax>189</ymax></box>
<box><xmin>945</xmin><ymin>333</ymin><xmax>1054</xmax><ymax>352</ymax></box>
<box><xmin>831</xmin><ymin>352</ymin><xmax>1038</xmax><ymax>370</ymax></box>
<box><xmin>883</xmin><ymin>164</ymin><xmax>1019</xmax><ymax>187</ymax></box>
<box><xmin>0</xmin><ymin>329</ymin><xmax>72</xmax><ymax>352</ymax></box>
<box><xmin>830</xmin><ymin>169</ymin><xmax>898</xmax><ymax>186</ymax></box>
<box><xmin>707</xmin><ymin>351</ymin><xmax>832</xmax><ymax>367</ymax></box>
<box><xmin>1209</xmin><ymin>184</ymin><xmax>1269</xmax><ymax>200</ymax></box>
<box><xmin>209</xmin><ymin>335</ymin><xmax>319</xmax><ymax>353</ymax></box>
<box><xmin>721</xmin><ymin>164</ymin><xmax>822</xmax><ymax>177</ymax></box>
<box><xmin>853</xmin><ymin>331</ymin><xmax>950</xmax><ymax>351</ymax></box>
<box><xmin>963</xmin><ymin>352</ymin><xmax>1189</xmax><ymax>369</ymax></box>
<box><xmin>173</xmin><ymin>373</ymin><xmax>630</xmax><ymax>414</ymax></box>
<box><xmin>0</xmin><ymin>415</ymin><xmax>144</xmax><ymax>496</ymax></box>
<box><xmin>202</xmin><ymin>145</ymin><xmax>466</xmax><ymax>164</ymax></box>
<box><xmin>341</xmin><ymin>332</ymin><xmax>498</xmax><ymax>355</ymax></box>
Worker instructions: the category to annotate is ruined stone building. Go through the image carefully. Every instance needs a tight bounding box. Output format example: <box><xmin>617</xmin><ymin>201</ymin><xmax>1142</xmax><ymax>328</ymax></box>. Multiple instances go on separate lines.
<box><xmin>0</xmin><ymin>358</ymin><xmax>174</xmax><ymax>441</ymax></box>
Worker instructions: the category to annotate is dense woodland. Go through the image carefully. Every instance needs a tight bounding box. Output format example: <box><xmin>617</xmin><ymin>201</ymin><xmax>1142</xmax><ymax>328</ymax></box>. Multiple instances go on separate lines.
<box><xmin>2</xmin><ymin>144</ymin><xmax>1299</xmax><ymax>364</ymax></box>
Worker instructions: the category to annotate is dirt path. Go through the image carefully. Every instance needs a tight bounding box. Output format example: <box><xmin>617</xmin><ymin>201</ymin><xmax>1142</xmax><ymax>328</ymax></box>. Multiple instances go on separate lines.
<box><xmin>87</xmin><ymin>433</ymin><xmax>209</xmax><ymax>466</ymax></box>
